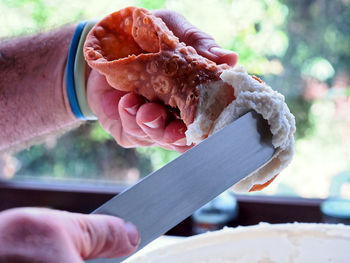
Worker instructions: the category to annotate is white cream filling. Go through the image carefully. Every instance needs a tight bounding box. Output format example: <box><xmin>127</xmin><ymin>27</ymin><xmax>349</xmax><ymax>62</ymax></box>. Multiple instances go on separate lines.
<box><xmin>126</xmin><ymin>223</ymin><xmax>350</xmax><ymax>263</ymax></box>
<box><xmin>186</xmin><ymin>65</ymin><xmax>295</xmax><ymax>192</ymax></box>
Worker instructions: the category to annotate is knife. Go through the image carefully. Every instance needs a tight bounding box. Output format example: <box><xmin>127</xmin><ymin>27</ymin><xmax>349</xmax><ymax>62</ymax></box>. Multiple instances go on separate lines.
<box><xmin>87</xmin><ymin>110</ymin><xmax>274</xmax><ymax>263</ymax></box>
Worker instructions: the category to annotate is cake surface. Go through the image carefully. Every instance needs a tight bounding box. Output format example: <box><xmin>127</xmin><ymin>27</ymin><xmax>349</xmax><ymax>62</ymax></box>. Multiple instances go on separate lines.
<box><xmin>125</xmin><ymin>223</ymin><xmax>350</xmax><ymax>263</ymax></box>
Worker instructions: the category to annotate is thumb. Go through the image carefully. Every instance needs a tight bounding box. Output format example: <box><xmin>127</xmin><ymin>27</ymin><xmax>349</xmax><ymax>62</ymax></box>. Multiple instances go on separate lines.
<box><xmin>153</xmin><ymin>10</ymin><xmax>238</xmax><ymax>66</ymax></box>
<box><xmin>69</xmin><ymin>214</ymin><xmax>140</xmax><ymax>260</ymax></box>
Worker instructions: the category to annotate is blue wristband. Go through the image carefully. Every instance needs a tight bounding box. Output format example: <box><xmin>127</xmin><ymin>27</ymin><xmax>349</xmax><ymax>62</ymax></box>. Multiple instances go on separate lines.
<box><xmin>66</xmin><ymin>21</ymin><xmax>88</xmax><ymax>120</ymax></box>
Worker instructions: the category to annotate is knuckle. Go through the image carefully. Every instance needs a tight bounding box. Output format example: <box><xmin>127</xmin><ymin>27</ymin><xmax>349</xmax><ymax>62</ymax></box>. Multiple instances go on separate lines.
<box><xmin>75</xmin><ymin>217</ymin><xmax>96</xmax><ymax>259</ymax></box>
<box><xmin>1</xmin><ymin>211</ymin><xmax>62</xmax><ymax>241</ymax></box>
<box><xmin>115</xmin><ymin>137</ymin><xmax>130</xmax><ymax>148</ymax></box>
<box><xmin>182</xmin><ymin>27</ymin><xmax>215</xmax><ymax>47</ymax></box>
<box><xmin>117</xmin><ymin>133</ymin><xmax>134</xmax><ymax>148</ymax></box>
<box><xmin>153</xmin><ymin>10</ymin><xmax>182</xmax><ymax>24</ymax></box>
<box><xmin>102</xmin><ymin>219</ymin><xmax>134</xmax><ymax>257</ymax></box>
<box><xmin>0</xmin><ymin>210</ymin><xmax>64</xmax><ymax>260</ymax></box>
<box><xmin>118</xmin><ymin>92</ymin><xmax>131</xmax><ymax>104</ymax></box>
<box><xmin>182</xmin><ymin>26</ymin><xmax>201</xmax><ymax>44</ymax></box>
<box><xmin>118</xmin><ymin>141</ymin><xmax>132</xmax><ymax>148</ymax></box>
<box><xmin>105</xmin><ymin>121</ymin><xmax>126</xmax><ymax>145</ymax></box>
<box><xmin>125</xmin><ymin>133</ymin><xmax>152</xmax><ymax>147</ymax></box>
<box><xmin>104</xmin><ymin>220</ymin><xmax>124</xmax><ymax>250</ymax></box>
<box><xmin>80</xmin><ymin>216</ymin><xmax>132</xmax><ymax>259</ymax></box>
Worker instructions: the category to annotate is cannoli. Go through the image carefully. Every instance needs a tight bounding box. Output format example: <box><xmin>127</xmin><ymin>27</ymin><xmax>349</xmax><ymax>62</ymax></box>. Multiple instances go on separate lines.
<box><xmin>84</xmin><ymin>7</ymin><xmax>295</xmax><ymax>192</ymax></box>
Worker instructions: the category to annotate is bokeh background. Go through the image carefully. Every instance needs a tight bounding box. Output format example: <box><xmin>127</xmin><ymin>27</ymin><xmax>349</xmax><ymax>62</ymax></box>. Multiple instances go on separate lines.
<box><xmin>1</xmin><ymin>0</ymin><xmax>349</xmax><ymax>199</ymax></box>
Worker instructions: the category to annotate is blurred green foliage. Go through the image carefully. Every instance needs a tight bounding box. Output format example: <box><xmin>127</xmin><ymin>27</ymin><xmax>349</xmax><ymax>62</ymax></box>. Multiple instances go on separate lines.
<box><xmin>1</xmin><ymin>0</ymin><xmax>349</xmax><ymax>197</ymax></box>
<box><xmin>138</xmin><ymin>0</ymin><xmax>166</xmax><ymax>10</ymax></box>
<box><xmin>15</xmin><ymin>123</ymin><xmax>153</xmax><ymax>180</ymax></box>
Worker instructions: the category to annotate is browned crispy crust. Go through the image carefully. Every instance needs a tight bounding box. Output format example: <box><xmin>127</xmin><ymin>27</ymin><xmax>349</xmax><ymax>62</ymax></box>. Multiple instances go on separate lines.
<box><xmin>249</xmin><ymin>175</ymin><xmax>278</xmax><ymax>192</ymax></box>
<box><xmin>84</xmin><ymin>7</ymin><xmax>233</xmax><ymax>125</ymax></box>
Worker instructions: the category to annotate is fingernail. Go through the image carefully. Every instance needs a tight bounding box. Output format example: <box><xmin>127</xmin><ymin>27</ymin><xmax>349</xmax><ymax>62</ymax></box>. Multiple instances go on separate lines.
<box><xmin>173</xmin><ymin>137</ymin><xmax>187</xmax><ymax>146</ymax></box>
<box><xmin>124</xmin><ymin>104</ymin><xmax>139</xmax><ymax>116</ymax></box>
<box><xmin>209</xmin><ymin>46</ymin><xmax>234</xmax><ymax>56</ymax></box>
<box><xmin>125</xmin><ymin>222</ymin><xmax>140</xmax><ymax>247</ymax></box>
<box><xmin>143</xmin><ymin>116</ymin><xmax>163</xmax><ymax>129</ymax></box>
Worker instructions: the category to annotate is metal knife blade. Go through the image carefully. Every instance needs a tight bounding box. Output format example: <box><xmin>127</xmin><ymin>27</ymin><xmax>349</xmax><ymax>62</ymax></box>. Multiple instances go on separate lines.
<box><xmin>87</xmin><ymin>111</ymin><xmax>274</xmax><ymax>263</ymax></box>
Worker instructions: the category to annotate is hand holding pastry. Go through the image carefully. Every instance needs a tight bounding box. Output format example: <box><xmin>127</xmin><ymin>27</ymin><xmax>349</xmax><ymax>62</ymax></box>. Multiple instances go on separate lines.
<box><xmin>85</xmin><ymin>8</ymin><xmax>237</xmax><ymax>152</ymax></box>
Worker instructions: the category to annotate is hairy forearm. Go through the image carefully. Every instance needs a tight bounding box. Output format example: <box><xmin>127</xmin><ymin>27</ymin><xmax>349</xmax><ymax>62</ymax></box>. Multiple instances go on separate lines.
<box><xmin>0</xmin><ymin>26</ymin><xmax>82</xmax><ymax>153</ymax></box>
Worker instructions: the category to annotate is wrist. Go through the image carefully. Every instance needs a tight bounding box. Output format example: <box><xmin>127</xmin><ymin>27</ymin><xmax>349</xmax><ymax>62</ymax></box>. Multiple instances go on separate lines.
<box><xmin>0</xmin><ymin>25</ymin><xmax>82</xmax><ymax>152</ymax></box>
<box><xmin>62</xmin><ymin>64</ymin><xmax>76</xmax><ymax>119</ymax></box>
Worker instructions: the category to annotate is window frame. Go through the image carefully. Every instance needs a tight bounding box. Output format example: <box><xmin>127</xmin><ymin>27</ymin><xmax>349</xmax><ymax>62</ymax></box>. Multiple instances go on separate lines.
<box><xmin>0</xmin><ymin>180</ymin><xmax>324</xmax><ymax>236</ymax></box>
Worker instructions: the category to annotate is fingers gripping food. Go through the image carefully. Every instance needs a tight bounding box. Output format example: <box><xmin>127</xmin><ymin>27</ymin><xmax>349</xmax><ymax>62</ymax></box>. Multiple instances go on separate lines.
<box><xmin>84</xmin><ymin>7</ymin><xmax>296</xmax><ymax>192</ymax></box>
<box><xmin>84</xmin><ymin>7</ymin><xmax>234</xmax><ymax>127</ymax></box>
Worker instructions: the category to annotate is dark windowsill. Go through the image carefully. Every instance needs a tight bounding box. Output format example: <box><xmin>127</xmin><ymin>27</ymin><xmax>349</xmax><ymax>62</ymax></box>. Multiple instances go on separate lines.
<box><xmin>0</xmin><ymin>180</ymin><xmax>325</xmax><ymax>236</ymax></box>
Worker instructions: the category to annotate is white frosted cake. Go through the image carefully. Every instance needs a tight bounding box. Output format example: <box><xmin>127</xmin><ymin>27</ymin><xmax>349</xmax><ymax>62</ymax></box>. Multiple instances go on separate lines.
<box><xmin>126</xmin><ymin>223</ymin><xmax>350</xmax><ymax>263</ymax></box>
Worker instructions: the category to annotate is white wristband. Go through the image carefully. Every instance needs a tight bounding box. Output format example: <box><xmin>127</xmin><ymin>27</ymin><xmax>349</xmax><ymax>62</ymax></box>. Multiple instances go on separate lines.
<box><xmin>74</xmin><ymin>20</ymin><xmax>98</xmax><ymax>121</ymax></box>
